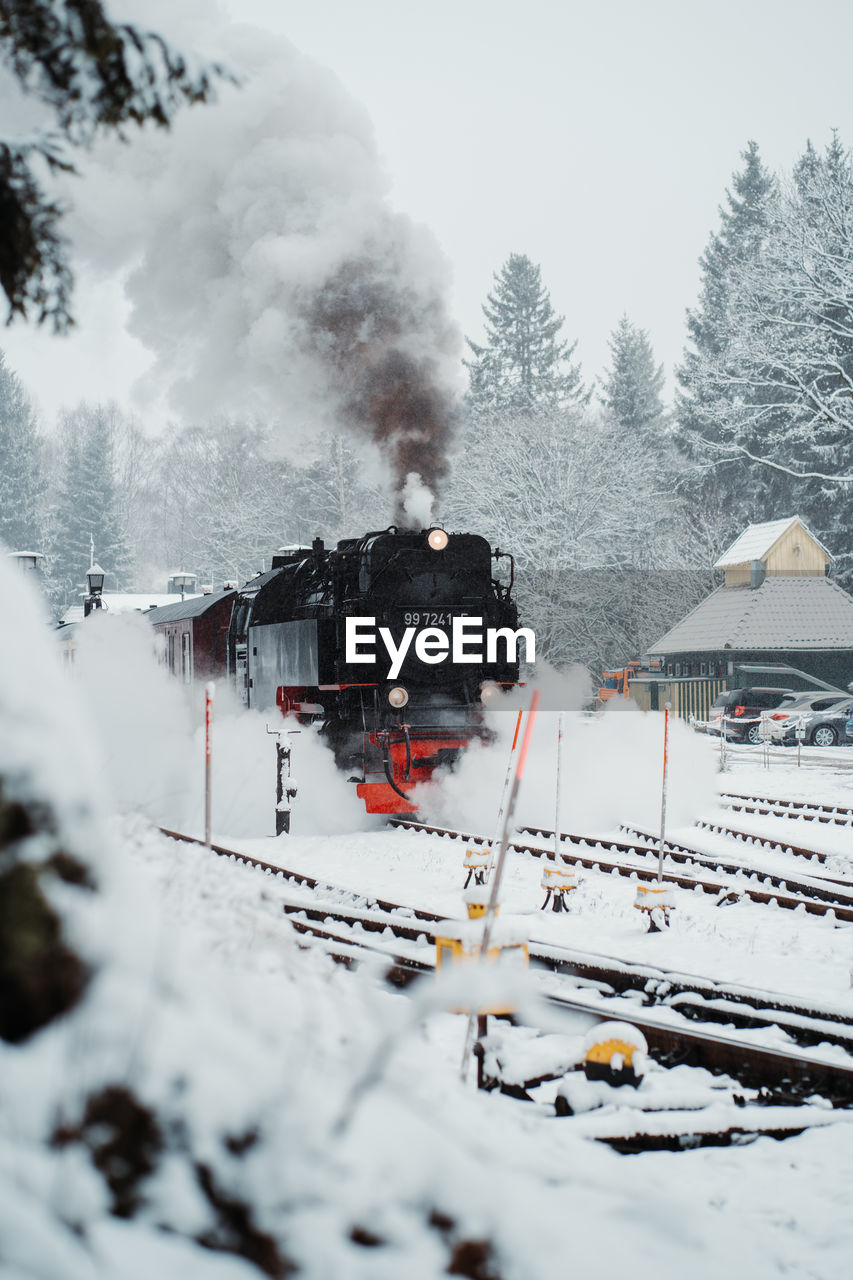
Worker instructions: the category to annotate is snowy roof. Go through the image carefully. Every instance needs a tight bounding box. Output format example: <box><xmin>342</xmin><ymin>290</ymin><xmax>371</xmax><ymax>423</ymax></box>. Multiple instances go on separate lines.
<box><xmin>713</xmin><ymin>516</ymin><xmax>831</xmax><ymax>568</ymax></box>
<box><xmin>647</xmin><ymin>577</ymin><xmax>853</xmax><ymax>654</ymax></box>
<box><xmin>58</xmin><ymin>592</ymin><xmax>202</xmax><ymax>626</ymax></box>
<box><xmin>145</xmin><ymin>589</ymin><xmax>236</xmax><ymax>623</ymax></box>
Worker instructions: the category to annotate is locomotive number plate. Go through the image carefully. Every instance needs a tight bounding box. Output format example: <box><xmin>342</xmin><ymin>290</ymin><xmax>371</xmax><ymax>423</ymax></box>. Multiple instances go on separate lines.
<box><xmin>399</xmin><ymin>609</ymin><xmax>468</xmax><ymax>627</ymax></box>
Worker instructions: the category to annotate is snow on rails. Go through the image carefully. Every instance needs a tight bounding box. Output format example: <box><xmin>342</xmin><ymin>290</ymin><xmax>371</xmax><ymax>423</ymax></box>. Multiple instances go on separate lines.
<box><xmin>158</xmin><ymin>803</ymin><xmax>853</xmax><ymax>1148</ymax></box>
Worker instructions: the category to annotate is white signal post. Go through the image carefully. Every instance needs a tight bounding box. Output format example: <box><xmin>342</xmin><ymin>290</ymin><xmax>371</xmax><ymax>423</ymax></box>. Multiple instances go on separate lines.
<box><xmin>461</xmin><ymin>690</ymin><xmax>540</xmax><ymax>1082</ymax></box>
<box><xmin>486</xmin><ymin>708</ymin><xmax>524</xmax><ymax>879</ymax></box>
<box><xmin>204</xmin><ymin>683</ymin><xmax>214</xmax><ymax>847</ymax></box>
<box><xmin>657</xmin><ymin>701</ymin><xmax>671</xmax><ymax>883</ymax></box>
<box><xmin>540</xmin><ymin>711</ymin><xmax>576</xmax><ymax>911</ymax></box>
<box><xmin>553</xmin><ymin>712</ymin><xmax>564</xmax><ymax>864</ymax></box>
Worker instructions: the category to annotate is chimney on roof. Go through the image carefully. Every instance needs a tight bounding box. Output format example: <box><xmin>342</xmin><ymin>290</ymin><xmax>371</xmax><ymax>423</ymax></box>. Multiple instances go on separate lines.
<box><xmin>749</xmin><ymin>559</ymin><xmax>766</xmax><ymax>589</ymax></box>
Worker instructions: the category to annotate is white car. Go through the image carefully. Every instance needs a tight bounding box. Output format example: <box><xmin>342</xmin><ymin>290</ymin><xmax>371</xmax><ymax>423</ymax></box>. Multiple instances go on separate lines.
<box><xmin>767</xmin><ymin>692</ymin><xmax>850</xmax><ymax>745</ymax></box>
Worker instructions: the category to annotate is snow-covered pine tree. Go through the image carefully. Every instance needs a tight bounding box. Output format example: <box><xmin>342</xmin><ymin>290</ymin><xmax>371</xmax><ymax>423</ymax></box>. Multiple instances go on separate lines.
<box><xmin>51</xmin><ymin>404</ymin><xmax>132</xmax><ymax>610</ymax></box>
<box><xmin>0</xmin><ymin>348</ymin><xmax>44</xmax><ymax>553</ymax></box>
<box><xmin>441</xmin><ymin>397</ymin><xmax>704</xmax><ymax>675</ymax></box>
<box><xmin>694</xmin><ymin>134</ymin><xmax>853</xmax><ymax>582</ymax></box>
<box><xmin>464</xmin><ymin>254</ymin><xmax>587</xmax><ymax>414</ymax></box>
<box><xmin>675</xmin><ymin>141</ymin><xmax>781</xmax><ymax>540</ymax></box>
<box><xmin>600</xmin><ymin>315</ymin><xmax>666</xmax><ymax>438</ymax></box>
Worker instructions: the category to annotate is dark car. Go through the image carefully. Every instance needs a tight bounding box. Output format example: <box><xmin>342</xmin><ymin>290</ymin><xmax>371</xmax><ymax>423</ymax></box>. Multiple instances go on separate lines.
<box><xmin>707</xmin><ymin>687</ymin><xmax>796</xmax><ymax>744</ymax></box>
<box><xmin>768</xmin><ymin>692</ymin><xmax>851</xmax><ymax>745</ymax></box>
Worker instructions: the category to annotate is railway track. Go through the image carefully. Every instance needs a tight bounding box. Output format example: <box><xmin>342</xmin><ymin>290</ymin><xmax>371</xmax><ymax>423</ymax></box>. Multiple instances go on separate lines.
<box><xmin>160</xmin><ymin>824</ymin><xmax>853</xmax><ymax>1107</ymax></box>
<box><xmin>619</xmin><ymin>822</ymin><xmax>853</xmax><ymax>898</ymax></box>
<box><xmin>392</xmin><ymin>817</ymin><xmax>853</xmax><ymax>923</ymax></box>
<box><xmin>721</xmin><ymin>791</ymin><xmax>853</xmax><ymax>828</ymax></box>
<box><xmin>692</xmin><ymin>813</ymin><xmax>853</xmax><ymax>868</ymax></box>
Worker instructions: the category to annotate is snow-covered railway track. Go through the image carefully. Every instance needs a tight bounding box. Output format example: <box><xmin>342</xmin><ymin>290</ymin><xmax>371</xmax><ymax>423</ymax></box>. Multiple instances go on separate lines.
<box><xmin>693</xmin><ymin>816</ymin><xmax>852</xmax><ymax>868</ymax></box>
<box><xmin>158</xmin><ymin>826</ymin><xmax>438</xmax><ymax>984</ymax></box>
<box><xmin>618</xmin><ymin>822</ymin><xmax>853</xmax><ymax>902</ymax></box>
<box><xmin>391</xmin><ymin>817</ymin><xmax>853</xmax><ymax>923</ymax></box>
<box><xmin>294</xmin><ymin>906</ymin><xmax>853</xmax><ymax>1102</ymax></box>
<box><xmin>721</xmin><ymin>791</ymin><xmax>853</xmax><ymax>827</ymax></box>
<box><xmin>588</xmin><ymin>1110</ymin><xmax>847</xmax><ymax>1154</ymax></box>
<box><xmin>286</xmin><ymin>901</ymin><xmax>853</xmax><ymax>1060</ymax></box>
<box><xmin>285</xmin><ymin>914</ymin><xmax>432</xmax><ymax>986</ymax></box>
<box><xmin>157</xmin><ymin>825</ymin><xmax>441</xmax><ymax>923</ymax></box>
<box><xmin>160</xmin><ymin>827</ymin><xmax>853</xmax><ymax>1104</ymax></box>
<box><xmin>292</xmin><ymin>895</ymin><xmax>853</xmax><ymax>1118</ymax></box>
<box><xmin>535</xmin><ymin>941</ymin><xmax>853</xmax><ymax>1053</ymax></box>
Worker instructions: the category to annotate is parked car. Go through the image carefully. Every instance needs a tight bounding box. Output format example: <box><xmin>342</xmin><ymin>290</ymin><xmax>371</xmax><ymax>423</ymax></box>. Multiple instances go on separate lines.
<box><xmin>783</xmin><ymin>696</ymin><xmax>853</xmax><ymax>747</ymax></box>
<box><xmin>768</xmin><ymin>692</ymin><xmax>851</xmax><ymax>745</ymax></box>
<box><xmin>706</xmin><ymin>687</ymin><xmax>796</xmax><ymax>744</ymax></box>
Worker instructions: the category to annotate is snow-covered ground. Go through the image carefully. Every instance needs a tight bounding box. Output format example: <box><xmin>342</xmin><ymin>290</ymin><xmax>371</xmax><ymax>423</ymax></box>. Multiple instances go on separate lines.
<box><xmin>4</xmin><ymin>568</ymin><xmax>853</xmax><ymax>1279</ymax></box>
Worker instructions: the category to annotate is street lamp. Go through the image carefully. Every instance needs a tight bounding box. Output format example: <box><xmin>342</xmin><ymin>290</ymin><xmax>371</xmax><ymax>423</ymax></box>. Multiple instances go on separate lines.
<box><xmin>84</xmin><ymin>563</ymin><xmax>106</xmax><ymax>616</ymax></box>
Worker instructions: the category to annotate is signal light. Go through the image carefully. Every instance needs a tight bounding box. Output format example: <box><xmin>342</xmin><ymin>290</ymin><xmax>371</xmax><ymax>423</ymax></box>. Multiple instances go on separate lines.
<box><xmin>427</xmin><ymin>528</ymin><xmax>449</xmax><ymax>551</ymax></box>
<box><xmin>388</xmin><ymin>686</ymin><xmax>409</xmax><ymax>708</ymax></box>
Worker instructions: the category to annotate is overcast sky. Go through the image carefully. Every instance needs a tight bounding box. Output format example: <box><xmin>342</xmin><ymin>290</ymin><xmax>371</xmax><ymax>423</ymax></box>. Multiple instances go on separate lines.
<box><xmin>4</xmin><ymin>0</ymin><xmax>853</xmax><ymax>426</ymax></box>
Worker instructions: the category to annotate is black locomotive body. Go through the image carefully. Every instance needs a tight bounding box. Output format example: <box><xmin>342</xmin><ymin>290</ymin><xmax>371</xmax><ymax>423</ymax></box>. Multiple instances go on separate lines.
<box><xmin>227</xmin><ymin>527</ymin><xmax>520</xmax><ymax>812</ymax></box>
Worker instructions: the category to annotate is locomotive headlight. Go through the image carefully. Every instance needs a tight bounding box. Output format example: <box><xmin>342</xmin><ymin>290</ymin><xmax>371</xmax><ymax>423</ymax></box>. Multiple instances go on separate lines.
<box><xmin>427</xmin><ymin>528</ymin><xmax>449</xmax><ymax>551</ymax></box>
<box><xmin>388</xmin><ymin>685</ymin><xmax>409</xmax><ymax>708</ymax></box>
<box><xmin>480</xmin><ymin>681</ymin><xmax>500</xmax><ymax>704</ymax></box>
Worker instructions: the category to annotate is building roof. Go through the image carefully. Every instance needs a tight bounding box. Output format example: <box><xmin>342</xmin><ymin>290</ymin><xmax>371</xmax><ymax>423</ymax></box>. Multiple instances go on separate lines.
<box><xmin>58</xmin><ymin>592</ymin><xmax>202</xmax><ymax>625</ymax></box>
<box><xmin>713</xmin><ymin>516</ymin><xmax>831</xmax><ymax>568</ymax></box>
<box><xmin>145</xmin><ymin>589</ymin><xmax>236</xmax><ymax>624</ymax></box>
<box><xmin>647</xmin><ymin>576</ymin><xmax>853</xmax><ymax>654</ymax></box>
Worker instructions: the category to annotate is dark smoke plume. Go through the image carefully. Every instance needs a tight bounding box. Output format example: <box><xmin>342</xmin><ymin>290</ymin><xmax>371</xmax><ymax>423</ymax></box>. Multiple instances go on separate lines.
<box><xmin>308</xmin><ymin>250</ymin><xmax>458</xmax><ymax>520</ymax></box>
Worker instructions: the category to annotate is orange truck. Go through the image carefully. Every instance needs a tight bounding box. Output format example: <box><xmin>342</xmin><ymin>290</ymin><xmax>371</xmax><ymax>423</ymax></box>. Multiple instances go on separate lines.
<box><xmin>598</xmin><ymin>660</ymin><xmax>641</xmax><ymax>705</ymax></box>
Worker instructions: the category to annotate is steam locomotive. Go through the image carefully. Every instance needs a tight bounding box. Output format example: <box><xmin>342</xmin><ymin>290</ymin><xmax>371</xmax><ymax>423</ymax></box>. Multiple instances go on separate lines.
<box><xmin>150</xmin><ymin>527</ymin><xmax>522</xmax><ymax>813</ymax></box>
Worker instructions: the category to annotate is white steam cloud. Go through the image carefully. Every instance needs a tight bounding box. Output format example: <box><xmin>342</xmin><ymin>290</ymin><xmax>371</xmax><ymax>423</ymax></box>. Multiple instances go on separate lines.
<box><xmin>400</xmin><ymin>471</ymin><xmax>435</xmax><ymax>528</ymax></box>
<box><xmin>67</xmin><ymin>8</ymin><xmax>462</xmax><ymax>503</ymax></box>
<box><xmin>414</xmin><ymin>666</ymin><xmax>718</xmax><ymax>836</ymax></box>
<box><xmin>71</xmin><ymin>609</ymin><xmax>376</xmax><ymax>837</ymax></box>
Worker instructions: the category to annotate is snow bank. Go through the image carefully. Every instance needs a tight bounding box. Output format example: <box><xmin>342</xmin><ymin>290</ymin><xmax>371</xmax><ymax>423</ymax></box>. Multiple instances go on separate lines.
<box><xmin>0</xmin><ymin>556</ymin><xmax>107</xmax><ymax>859</ymax></box>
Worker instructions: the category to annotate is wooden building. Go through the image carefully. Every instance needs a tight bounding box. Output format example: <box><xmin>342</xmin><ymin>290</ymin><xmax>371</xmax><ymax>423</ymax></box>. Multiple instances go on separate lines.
<box><xmin>631</xmin><ymin>517</ymin><xmax>853</xmax><ymax>719</ymax></box>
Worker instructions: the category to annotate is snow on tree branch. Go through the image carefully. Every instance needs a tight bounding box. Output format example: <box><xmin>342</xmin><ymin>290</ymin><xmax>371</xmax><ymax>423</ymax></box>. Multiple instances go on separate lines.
<box><xmin>0</xmin><ymin>0</ymin><xmax>229</xmax><ymax>329</ymax></box>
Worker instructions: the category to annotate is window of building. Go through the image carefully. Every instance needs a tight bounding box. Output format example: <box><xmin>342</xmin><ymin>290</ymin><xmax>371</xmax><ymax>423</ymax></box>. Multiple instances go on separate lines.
<box><xmin>182</xmin><ymin>632</ymin><xmax>191</xmax><ymax>683</ymax></box>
